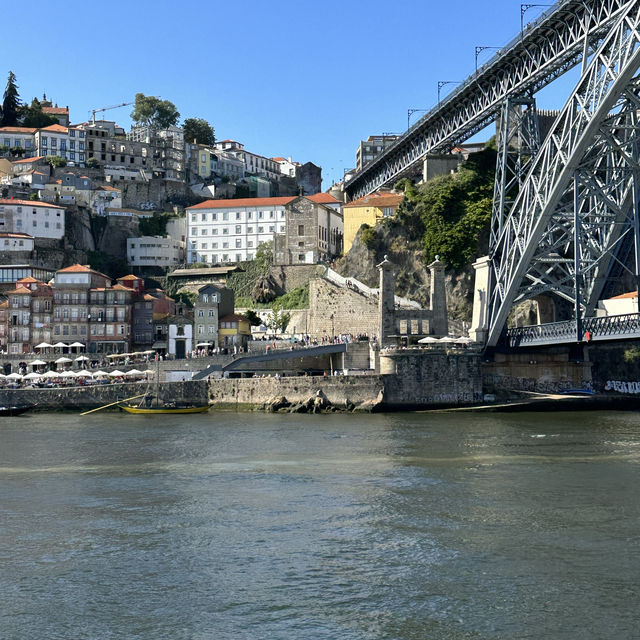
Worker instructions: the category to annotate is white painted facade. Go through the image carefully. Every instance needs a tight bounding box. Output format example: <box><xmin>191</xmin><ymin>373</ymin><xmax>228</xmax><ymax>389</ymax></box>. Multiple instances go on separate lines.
<box><xmin>127</xmin><ymin>236</ymin><xmax>184</xmax><ymax>267</ymax></box>
<box><xmin>0</xmin><ymin>233</ymin><xmax>34</xmax><ymax>252</ymax></box>
<box><xmin>187</xmin><ymin>202</ymin><xmax>287</xmax><ymax>264</ymax></box>
<box><xmin>168</xmin><ymin>322</ymin><xmax>193</xmax><ymax>356</ymax></box>
<box><xmin>34</xmin><ymin>125</ymin><xmax>86</xmax><ymax>164</ymax></box>
<box><xmin>0</xmin><ymin>200</ymin><xmax>65</xmax><ymax>239</ymax></box>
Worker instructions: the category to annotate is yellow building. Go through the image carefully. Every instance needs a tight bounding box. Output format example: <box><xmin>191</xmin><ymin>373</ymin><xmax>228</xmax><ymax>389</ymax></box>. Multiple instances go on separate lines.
<box><xmin>219</xmin><ymin>313</ymin><xmax>252</xmax><ymax>348</ymax></box>
<box><xmin>343</xmin><ymin>191</ymin><xmax>403</xmax><ymax>253</ymax></box>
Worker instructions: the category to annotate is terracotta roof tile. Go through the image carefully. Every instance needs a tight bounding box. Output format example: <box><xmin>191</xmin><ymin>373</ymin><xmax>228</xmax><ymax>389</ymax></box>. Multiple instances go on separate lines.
<box><xmin>344</xmin><ymin>192</ymin><xmax>403</xmax><ymax>208</ymax></box>
<box><xmin>187</xmin><ymin>196</ymin><xmax>296</xmax><ymax>210</ymax></box>
<box><xmin>42</xmin><ymin>106</ymin><xmax>69</xmax><ymax>115</ymax></box>
<box><xmin>609</xmin><ymin>291</ymin><xmax>638</xmax><ymax>299</ymax></box>
<box><xmin>12</xmin><ymin>156</ymin><xmax>45</xmax><ymax>164</ymax></box>
<box><xmin>38</xmin><ymin>124</ymin><xmax>68</xmax><ymax>133</ymax></box>
<box><xmin>308</xmin><ymin>192</ymin><xmax>340</xmax><ymax>204</ymax></box>
<box><xmin>0</xmin><ymin>199</ymin><xmax>65</xmax><ymax>209</ymax></box>
<box><xmin>0</xmin><ymin>126</ymin><xmax>38</xmax><ymax>134</ymax></box>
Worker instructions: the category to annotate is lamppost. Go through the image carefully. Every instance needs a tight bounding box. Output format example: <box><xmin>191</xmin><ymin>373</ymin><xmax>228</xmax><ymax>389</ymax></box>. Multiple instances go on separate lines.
<box><xmin>407</xmin><ymin>108</ymin><xmax>429</xmax><ymax>130</ymax></box>
<box><xmin>437</xmin><ymin>81</ymin><xmax>461</xmax><ymax>105</ymax></box>
<box><xmin>520</xmin><ymin>4</ymin><xmax>553</xmax><ymax>34</ymax></box>
<box><xmin>475</xmin><ymin>46</ymin><xmax>501</xmax><ymax>72</ymax></box>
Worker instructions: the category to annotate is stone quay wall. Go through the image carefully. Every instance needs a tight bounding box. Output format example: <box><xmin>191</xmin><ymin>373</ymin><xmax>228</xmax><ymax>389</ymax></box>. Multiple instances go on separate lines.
<box><xmin>482</xmin><ymin>351</ymin><xmax>593</xmax><ymax>394</ymax></box>
<box><xmin>309</xmin><ymin>278</ymin><xmax>379</xmax><ymax>338</ymax></box>
<box><xmin>0</xmin><ymin>380</ymin><xmax>208</xmax><ymax>411</ymax></box>
<box><xmin>208</xmin><ymin>375</ymin><xmax>384</xmax><ymax>410</ymax></box>
<box><xmin>380</xmin><ymin>349</ymin><xmax>483</xmax><ymax>407</ymax></box>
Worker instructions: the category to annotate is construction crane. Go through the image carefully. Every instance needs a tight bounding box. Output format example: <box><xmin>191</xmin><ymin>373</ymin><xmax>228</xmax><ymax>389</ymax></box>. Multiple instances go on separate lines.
<box><xmin>90</xmin><ymin>101</ymin><xmax>134</xmax><ymax>124</ymax></box>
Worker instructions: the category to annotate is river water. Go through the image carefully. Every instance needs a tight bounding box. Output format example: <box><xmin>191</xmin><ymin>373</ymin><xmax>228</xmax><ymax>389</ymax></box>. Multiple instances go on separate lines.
<box><xmin>1</xmin><ymin>410</ymin><xmax>639</xmax><ymax>639</ymax></box>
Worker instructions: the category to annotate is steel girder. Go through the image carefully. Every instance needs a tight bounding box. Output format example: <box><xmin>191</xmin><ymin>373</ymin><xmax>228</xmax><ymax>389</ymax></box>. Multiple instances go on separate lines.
<box><xmin>345</xmin><ymin>0</ymin><xmax>632</xmax><ymax>200</ymax></box>
<box><xmin>491</xmin><ymin>97</ymin><xmax>542</xmax><ymax>251</ymax></box>
<box><xmin>486</xmin><ymin>4</ymin><xmax>640</xmax><ymax>347</ymax></box>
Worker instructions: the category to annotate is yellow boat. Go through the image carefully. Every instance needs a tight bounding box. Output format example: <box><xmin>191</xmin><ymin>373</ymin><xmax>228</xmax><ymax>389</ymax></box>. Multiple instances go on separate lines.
<box><xmin>119</xmin><ymin>403</ymin><xmax>210</xmax><ymax>414</ymax></box>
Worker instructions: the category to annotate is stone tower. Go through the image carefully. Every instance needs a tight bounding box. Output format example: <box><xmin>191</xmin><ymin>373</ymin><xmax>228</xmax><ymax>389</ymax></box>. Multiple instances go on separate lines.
<box><xmin>428</xmin><ymin>256</ymin><xmax>448</xmax><ymax>336</ymax></box>
<box><xmin>377</xmin><ymin>255</ymin><xmax>396</xmax><ymax>347</ymax></box>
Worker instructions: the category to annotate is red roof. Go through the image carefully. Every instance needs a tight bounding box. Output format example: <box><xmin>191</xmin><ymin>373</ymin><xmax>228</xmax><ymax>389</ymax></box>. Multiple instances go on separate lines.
<box><xmin>42</xmin><ymin>106</ymin><xmax>69</xmax><ymax>115</ymax></box>
<box><xmin>344</xmin><ymin>192</ymin><xmax>403</xmax><ymax>209</ymax></box>
<box><xmin>609</xmin><ymin>291</ymin><xmax>638</xmax><ymax>299</ymax></box>
<box><xmin>16</xmin><ymin>276</ymin><xmax>40</xmax><ymax>283</ymax></box>
<box><xmin>58</xmin><ymin>264</ymin><xmax>111</xmax><ymax>281</ymax></box>
<box><xmin>38</xmin><ymin>124</ymin><xmax>68</xmax><ymax>133</ymax></box>
<box><xmin>272</xmin><ymin>157</ymin><xmax>287</xmax><ymax>162</ymax></box>
<box><xmin>308</xmin><ymin>192</ymin><xmax>340</xmax><ymax>205</ymax></box>
<box><xmin>118</xmin><ymin>274</ymin><xmax>140</xmax><ymax>280</ymax></box>
<box><xmin>0</xmin><ymin>232</ymin><xmax>34</xmax><ymax>239</ymax></box>
<box><xmin>187</xmin><ymin>196</ymin><xmax>296</xmax><ymax>210</ymax></box>
<box><xmin>0</xmin><ymin>199</ymin><xmax>64</xmax><ymax>209</ymax></box>
<box><xmin>0</xmin><ymin>126</ymin><xmax>37</xmax><ymax>134</ymax></box>
<box><xmin>12</xmin><ymin>156</ymin><xmax>45</xmax><ymax>164</ymax></box>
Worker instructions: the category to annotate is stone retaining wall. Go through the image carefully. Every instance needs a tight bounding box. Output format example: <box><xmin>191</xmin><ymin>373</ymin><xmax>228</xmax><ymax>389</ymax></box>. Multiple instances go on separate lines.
<box><xmin>208</xmin><ymin>375</ymin><xmax>384</xmax><ymax>409</ymax></box>
<box><xmin>0</xmin><ymin>380</ymin><xmax>208</xmax><ymax>411</ymax></box>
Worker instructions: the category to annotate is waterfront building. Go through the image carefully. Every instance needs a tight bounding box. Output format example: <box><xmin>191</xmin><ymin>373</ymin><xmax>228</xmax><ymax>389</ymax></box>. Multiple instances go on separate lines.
<box><xmin>0</xmin><ymin>199</ymin><xmax>66</xmax><ymax>240</ymax></box>
<box><xmin>0</xmin><ymin>299</ymin><xmax>7</xmax><ymax>352</ymax></box>
<box><xmin>0</xmin><ymin>232</ymin><xmax>35</xmax><ymax>253</ymax></box>
<box><xmin>0</xmin><ymin>265</ymin><xmax>55</xmax><ymax>291</ymax></box>
<box><xmin>127</xmin><ymin>236</ymin><xmax>184</xmax><ymax>269</ymax></box>
<box><xmin>167</xmin><ymin>314</ymin><xmax>193</xmax><ymax>359</ymax></box>
<box><xmin>219</xmin><ymin>313</ymin><xmax>251</xmax><ymax>349</ymax></box>
<box><xmin>5</xmin><ymin>277</ymin><xmax>54</xmax><ymax>354</ymax></box>
<box><xmin>131</xmin><ymin>286</ymin><xmax>175</xmax><ymax>348</ymax></box>
<box><xmin>342</xmin><ymin>191</ymin><xmax>403</xmax><ymax>253</ymax></box>
<box><xmin>194</xmin><ymin>284</ymin><xmax>234</xmax><ymax>349</ymax></box>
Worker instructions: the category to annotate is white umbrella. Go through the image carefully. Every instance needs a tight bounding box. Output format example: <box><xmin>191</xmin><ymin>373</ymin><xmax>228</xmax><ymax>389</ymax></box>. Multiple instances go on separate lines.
<box><xmin>438</xmin><ymin>336</ymin><xmax>456</xmax><ymax>343</ymax></box>
<box><xmin>92</xmin><ymin>370</ymin><xmax>108</xmax><ymax>377</ymax></box>
<box><xmin>42</xmin><ymin>370</ymin><xmax>61</xmax><ymax>379</ymax></box>
<box><xmin>55</xmin><ymin>356</ymin><xmax>72</xmax><ymax>364</ymax></box>
<box><xmin>53</xmin><ymin>342</ymin><xmax>68</xmax><ymax>348</ymax></box>
<box><xmin>75</xmin><ymin>370</ymin><xmax>92</xmax><ymax>378</ymax></box>
<box><xmin>35</xmin><ymin>342</ymin><xmax>53</xmax><ymax>349</ymax></box>
<box><xmin>6</xmin><ymin>372</ymin><xmax>23</xmax><ymax>380</ymax></box>
<box><xmin>454</xmin><ymin>336</ymin><xmax>474</xmax><ymax>344</ymax></box>
<box><xmin>108</xmin><ymin>369</ymin><xmax>125</xmax><ymax>377</ymax></box>
<box><xmin>75</xmin><ymin>355</ymin><xmax>89</xmax><ymax>361</ymax></box>
<box><xmin>69</xmin><ymin>342</ymin><xmax>85</xmax><ymax>348</ymax></box>
<box><xmin>143</xmin><ymin>369</ymin><xmax>156</xmax><ymax>376</ymax></box>
<box><xmin>125</xmin><ymin>368</ymin><xmax>144</xmax><ymax>377</ymax></box>
<box><xmin>0</xmin><ymin>373</ymin><xmax>5</xmax><ymax>379</ymax></box>
<box><xmin>30</xmin><ymin>359</ymin><xmax>47</xmax><ymax>366</ymax></box>
<box><xmin>60</xmin><ymin>370</ymin><xmax>78</xmax><ymax>378</ymax></box>
<box><xmin>418</xmin><ymin>337</ymin><xmax>440</xmax><ymax>344</ymax></box>
<box><xmin>23</xmin><ymin>371</ymin><xmax>42</xmax><ymax>380</ymax></box>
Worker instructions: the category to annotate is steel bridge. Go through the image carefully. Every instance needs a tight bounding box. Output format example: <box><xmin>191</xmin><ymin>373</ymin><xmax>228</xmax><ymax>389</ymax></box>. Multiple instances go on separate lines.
<box><xmin>345</xmin><ymin>0</ymin><xmax>640</xmax><ymax>351</ymax></box>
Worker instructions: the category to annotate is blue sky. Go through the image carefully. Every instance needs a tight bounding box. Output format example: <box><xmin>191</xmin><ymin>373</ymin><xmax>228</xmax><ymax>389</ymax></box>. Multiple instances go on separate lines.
<box><xmin>2</xmin><ymin>0</ymin><xmax>574</xmax><ymax>188</ymax></box>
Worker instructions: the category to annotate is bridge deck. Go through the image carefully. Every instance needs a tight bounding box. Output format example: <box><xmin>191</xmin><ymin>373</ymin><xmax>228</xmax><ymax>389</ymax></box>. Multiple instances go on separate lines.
<box><xmin>506</xmin><ymin>313</ymin><xmax>640</xmax><ymax>347</ymax></box>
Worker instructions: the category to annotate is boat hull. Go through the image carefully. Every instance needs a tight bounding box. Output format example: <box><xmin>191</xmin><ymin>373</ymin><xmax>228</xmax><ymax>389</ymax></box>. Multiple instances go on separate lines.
<box><xmin>0</xmin><ymin>406</ymin><xmax>32</xmax><ymax>416</ymax></box>
<box><xmin>119</xmin><ymin>404</ymin><xmax>210</xmax><ymax>414</ymax></box>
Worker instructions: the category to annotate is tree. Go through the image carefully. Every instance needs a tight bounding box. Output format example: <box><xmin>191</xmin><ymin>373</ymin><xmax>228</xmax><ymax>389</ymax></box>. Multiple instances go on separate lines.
<box><xmin>183</xmin><ymin>118</ymin><xmax>215</xmax><ymax>145</ymax></box>
<box><xmin>86</xmin><ymin>157</ymin><xmax>100</xmax><ymax>168</ymax></box>
<box><xmin>243</xmin><ymin>310</ymin><xmax>262</xmax><ymax>326</ymax></box>
<box><xmin>131</xmin><ymin>93</ymin><xmax>179</xmax><ymax>130</ymax></box>
<box><xmin>29</xmin><ymin>192</ymin><xmax>40</xmax><ymax>201</ymax></box>
<box><xmin>47</xmin><ymin>155</ymin><xmax>67</xmax><ymax>169</ymax></box>
<box><xmin>267</xmin><ymin>308</ymin><xmax>291</xmax><ymax>334</ymax></box>
<box><xmin>1</xmin><ymin>71</ymin><xmax>21</xmax><ymax>126</ymax></box>
<box><xmin>21</xmin><ymin>98</ymin><xmax>57</xmax><ymax>128</ymax></box>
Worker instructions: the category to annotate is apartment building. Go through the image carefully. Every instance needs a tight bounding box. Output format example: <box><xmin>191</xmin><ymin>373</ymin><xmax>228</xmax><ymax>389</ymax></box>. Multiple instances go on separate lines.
<box><xmin>5</xmin><ymin>277</ymin><xmax>54</xmax><ymax>354</ymax></box>
<box><xmin>355</xmin><ymin>135</ymin><xmax>400</xmax><ymax>171</ymax></box>
<box><xmin>343</xmin><ymin>191</ymin><xmax>404</xmax><ymax>252</ymax></box>
<box><xmin>127</xmin><ymin>236</ymin><xmax>184</xmax><ymax>268</ymax></box>
<box><xmin>194</xmin><ymin>284</ymin><xmax>234</xmax><ymax>349</ymax></box>
<box><xmin>186</xmin><ymin>193</ymin><xmax>342</xmax><ymax>265</ymax></box>
<box><xmin>0</xmin><ymin>127</ymin><xmax>38</xmax><ymax>156</ymax></box>
<box><xmin>0</xmin><ymin>199</ymin><xmax>66</xmax><ymax>240</ymax></box>
<box><xmin>214</xmin><ymin>140</ymin><xmax>279</xmax><ymax>181</ymax></box>
<box><xmin>34</xmin><ymin>124</ymin><xmax>86</xmax><ymax>164</ymax></box>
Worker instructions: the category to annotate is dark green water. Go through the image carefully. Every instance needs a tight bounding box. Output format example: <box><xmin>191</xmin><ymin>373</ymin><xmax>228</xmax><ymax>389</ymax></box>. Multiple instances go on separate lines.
<box><xmin>0</xmin><ymin>411</ymin><xmax>639</xmax><ymax>639</ymax></box>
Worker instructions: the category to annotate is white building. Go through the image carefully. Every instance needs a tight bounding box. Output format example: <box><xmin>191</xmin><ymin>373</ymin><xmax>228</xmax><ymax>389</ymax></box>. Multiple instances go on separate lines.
<box><xmin>127</xmin><ymin>236</ymin><xmax>184</xmax><ymax>267</ymax></box>
<box><xmin>34</xmin><ymin>124</ymin><xmax>86</xmax><ymax>164</ymax></box>
<box><xmin>596</xmin><ymin>291</ymin><xmax>639</xmax><ymax>317</ymax></box>
<box><xmin>0</xmin><ymin>199</ymin><xmax>65</xmax><ymax>239</ymax></box>
<box><xmin>214</xmin><ymin>140</ymin><xmax>279</xmax><ymax>181</ymax></box>
<box><xmin>0</xmin><ymin>126</ymin><xmax>38</xmax><ymax>155</ymax></box>
<box><xmin>0</xmin><ymin>232</ymin><xmax>34</xmax><ymax>252</ymax></box>
<box><xmin>185</xmin><ymin>193</ymin><xmax>342</xmax><ymax>265</ymax></box>
<box><xmin>186</xmin><ymin>196</ymin><xmax>292</xmax><ymax>264</ymax></box>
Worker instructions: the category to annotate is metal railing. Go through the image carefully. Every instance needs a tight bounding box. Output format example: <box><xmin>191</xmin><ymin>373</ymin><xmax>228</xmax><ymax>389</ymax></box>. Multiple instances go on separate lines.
<box><xmin>506</xmin><ymin>312</ymin><xmax>640</xmax><ymax>346</ymax></box>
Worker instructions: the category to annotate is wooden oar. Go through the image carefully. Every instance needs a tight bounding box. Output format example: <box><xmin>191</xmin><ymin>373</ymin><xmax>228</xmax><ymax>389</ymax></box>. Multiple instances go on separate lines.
<box><xmin>80</xmin><ymin>393</ymin><xmax>147</xmax><ymax>416</ymax></box>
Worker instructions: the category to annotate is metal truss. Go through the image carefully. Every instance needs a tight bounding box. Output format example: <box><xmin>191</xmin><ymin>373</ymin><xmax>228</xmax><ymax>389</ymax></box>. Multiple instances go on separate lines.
<box><xmin>487</xmin><ymin>3</ymin><xmax>640</xmax><ymax>347</ymax></box>
<box><xmin>506</xmin><ymin>312</ymin><xmax>640</xmax><ymax>346</ymax></box>
<box><xmin>491</xmin><ymin>97</ymin><xmax>541</xmax><ymax>250</ymax></box>
<box><xmin>345</xmin><ymin>0</ymin><xmax>632</xmax><ymax>200</ymax></box>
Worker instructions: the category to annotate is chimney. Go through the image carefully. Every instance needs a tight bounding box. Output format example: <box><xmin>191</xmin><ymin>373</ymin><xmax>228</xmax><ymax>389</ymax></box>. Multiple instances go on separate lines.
<box><xmin>298</xmin><ymin>186</ymin><xmax>304</xmax><ymax>196</ymax></box>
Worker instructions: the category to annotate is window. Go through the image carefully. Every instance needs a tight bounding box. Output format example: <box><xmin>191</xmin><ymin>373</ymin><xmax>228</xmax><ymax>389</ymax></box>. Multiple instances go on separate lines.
<box><xmin>197</xmin><ymin>309</ymin><xmax>204</xmax><ymax>317</ymax></box>
<box><xmin>236</xmin><ymin>212</ymin><xmax>241</xmax><ymax>220</ymax></box>
<box><xmin>201</xmin><ymin>228</ymin><xmax>207</xmax><ymax>235</ymax></box>
<box><xmin>223</xmin><ymin>228</ymin><xmax>228</xmax><ymax>235</ymax></box>
<box><xmin>223</xmin><ymin>212</ymin><xmax>229</xmax><ymax>221</ymax></box>
<box><xmin>235</xmin><ymin>238</ymin><xmax>241</xmax><ymax>248</ymax></box>
<box><xmin>191</xmin><ymin>214</ymin><xmax>196</xmax><ymax>222</ymax></box>
<box><xmin>247</xmin><ymin>227</ymin><xmax>253</xmax><ymax>233</ymax></box>
<box><xmin>235</xmin><ymin>225</ymin><xmax>241</xmax><ymax>234</ymax></box>
<box><xmin>257</xmin><ymin>226</ymin><xmax>263</xmax><ymax>233</ymax></box>
<box><xmin>208</xmin><ymin>309</ymin><xmax>215</xmax><ymax>317</ymax></box>
<box><xmin>236</xmin><ymin>254</ymin><xmax>241</xmax><ymax>262</ymax></box>
<box><xmin>201</xmin><ymin>242</ymin><xmax>208</xmax><ymax>249</ymax></box>
<box><xmin>298</xmin><ymin>225</ymin><xmax>305</xmax><ymax>236</ymax></box>
<box><xmin>298</xmin><ymin>254</ymin><xmax>305</xmax><ymax>261</ymax></box>
<box><xmin>201</xmin><ymin>213</ymin><xmax>207</xmax><ymax>221</ymax></box>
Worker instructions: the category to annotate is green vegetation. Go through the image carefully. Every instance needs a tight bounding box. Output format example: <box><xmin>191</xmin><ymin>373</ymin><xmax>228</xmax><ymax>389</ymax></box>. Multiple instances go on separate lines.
<box><xmin>267</xmin><ymin>308</ymin><xmax>291</xmax><ymax>333</ymax></box>
<box><xmin>22</xmin><ymin>98</ymin><xmax>57</xmax><ymax>128</ymax></box>
<box><xmin>87</xmin><ymin>250</ymin><xmax>130</xmax><ymax>278</ymax></box>
<box><xmin>274</xmin><ymin>285</ymin><xmax>309</xmax><ymax>309</ymax></box>
<box><xmin>86</xmin><ymin>157</ymin><xmax>100</xmax><ymax>168</ymax></box>
<box><xmin>395</xmin><ymin>147</ymin><xmax>496</xmax><ymax>271</ymax></box>
<box><xmin>1</xmin><ymin>71</ymin><xmax>20</xmax><ymax>126</ymax></box>
<box><xmin>623</xmin><ymin>346</ymin><xmax>640</xmax><ymax>363</ymax></box>
<box><xmin>183</xmin><ymin>117</ymin><xmax>215</xmax><ymax>146</ymax></box>
<box><xmin>138</xmin><ymin>212</ymin><xmax>169</xmax><ymax>236</ymax></box>
<box><xmin>174</xmin><ymin>291</ymin><xmax>197</xmax><ymax>308</ymax></box>
<box><xmin>226</xmin><ymin>241</ymin><xmax>274</xmax><ymax>299</ymax></box>
<box><xmin>359</xmin><ymin>224</ymin><xmax>376</xmax><ymax>249</ymax></box>
<box><xmin>47</xmin><ymin>155</ymin><xmax>67</xmax><ymax>168</ymax></box>
<box><xmin>131</xmin><ymin>93</ymin><xmax>180</xmax><ymax>130</ymax></box>
<box><xmin>29</xmin><ymin>192</ymin><xmax>39</xmax><ymax>201</ymax></box>
<box><xmin>243</xmin><ymin>309</ymin><xmax>262</xmax><ymax>326</ymax></box>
